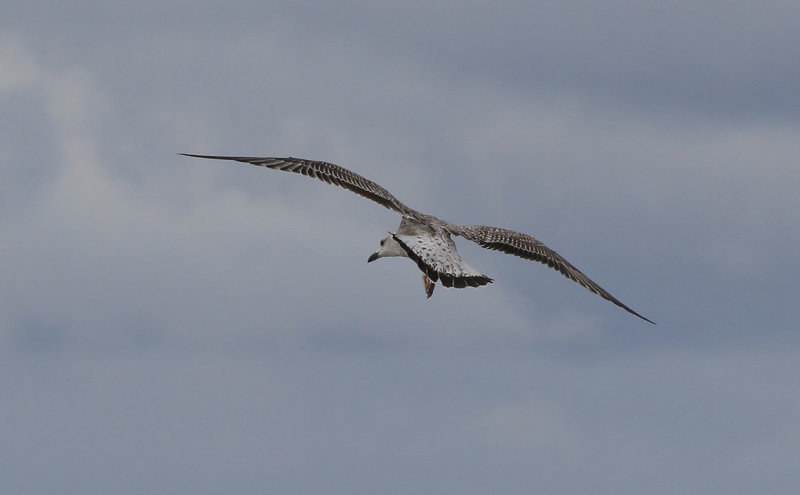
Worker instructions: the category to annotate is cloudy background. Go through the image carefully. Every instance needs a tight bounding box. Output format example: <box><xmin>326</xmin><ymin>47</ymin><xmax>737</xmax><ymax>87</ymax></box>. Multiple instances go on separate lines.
<box><xmin>2</xmin><ymin>1</ymin><xmax>799</xmax><ymax>493</ymax></box>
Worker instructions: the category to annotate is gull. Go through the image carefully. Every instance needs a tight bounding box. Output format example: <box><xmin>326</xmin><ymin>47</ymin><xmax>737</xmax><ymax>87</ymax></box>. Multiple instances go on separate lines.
<box><xmin>181</xmin><ymin>154</ymin><xmax>654</xmax><ymax>323</ymax></box>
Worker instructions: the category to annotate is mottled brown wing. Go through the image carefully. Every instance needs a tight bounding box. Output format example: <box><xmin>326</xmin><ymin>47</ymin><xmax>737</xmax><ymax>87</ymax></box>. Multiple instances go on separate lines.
<box><xmin>180</xmin><ymin>154</ymin><xmax>414</xmax><ymax>215</ymax></box>
<box><xmin>458</xmin><ymin>225</ymin><xmax>654</xmax><ymax>323</ymax></box>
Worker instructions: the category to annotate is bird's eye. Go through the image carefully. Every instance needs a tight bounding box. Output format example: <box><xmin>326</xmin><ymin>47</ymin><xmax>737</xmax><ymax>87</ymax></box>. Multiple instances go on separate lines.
<box><xmin>380</xmin><ymin>239</ymin><xmax>385</xmax><ymax>246</ymax></box>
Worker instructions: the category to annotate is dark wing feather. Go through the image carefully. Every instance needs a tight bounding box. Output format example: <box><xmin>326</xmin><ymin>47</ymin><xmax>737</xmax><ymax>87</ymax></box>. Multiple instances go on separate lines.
<box><xmin>457</xmin><ymin>225</ymin><xmax>655</xmax><ymax>324</ymax></box>
<box><xmin>180</xmin><ymin>154</ymin><xmax>413</xmax><ymax>215</ymax></box>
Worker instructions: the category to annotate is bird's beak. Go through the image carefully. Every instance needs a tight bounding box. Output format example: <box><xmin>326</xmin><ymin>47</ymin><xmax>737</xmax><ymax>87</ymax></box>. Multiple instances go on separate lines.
<box><xmin>367</xmin><ymin>252</ymin><xmax>379</xmax><ymax>263</ymax></box>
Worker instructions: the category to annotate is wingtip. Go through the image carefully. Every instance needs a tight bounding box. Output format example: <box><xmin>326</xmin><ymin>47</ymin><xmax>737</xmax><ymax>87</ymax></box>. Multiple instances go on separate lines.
<box><xmin>636</xmin><ymin>313</ymin><xmax>657</xmax><ymax>325</ymax></box>
<box><xmin>178</xmin><ymin>153</ymin><xmax>215</xmax><ymax>159</ymax></box>
<box><xmin>177</xmin><ymin>154</ymin><xmax>267</xmax><ymax>163</ymax></box>
<box><xmin>621</xmin><ymin>304</ymin><xmax>655</xmax><ymax>324</ymax></box>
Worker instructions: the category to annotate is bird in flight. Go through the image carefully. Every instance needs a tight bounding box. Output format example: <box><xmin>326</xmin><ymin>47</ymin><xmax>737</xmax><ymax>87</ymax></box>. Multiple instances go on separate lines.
<box><xmin>181</xmin><ymin>154</ymin><xmax>654</xmax><ymax>323</ymax></box>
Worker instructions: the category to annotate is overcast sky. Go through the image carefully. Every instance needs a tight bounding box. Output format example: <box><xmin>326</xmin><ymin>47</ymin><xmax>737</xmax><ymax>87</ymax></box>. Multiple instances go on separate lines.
<box><xmin>2</xmin><ymin>1</ymin><xmax>799</xmax><ymax>494</ymax></box>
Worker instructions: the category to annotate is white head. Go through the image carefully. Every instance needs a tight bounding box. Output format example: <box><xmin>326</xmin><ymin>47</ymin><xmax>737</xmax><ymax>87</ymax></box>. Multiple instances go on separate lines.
<box><xmin>367</xmin><ymin>233</ymin><xmax>408</xmax><ymax>263</ymax></box>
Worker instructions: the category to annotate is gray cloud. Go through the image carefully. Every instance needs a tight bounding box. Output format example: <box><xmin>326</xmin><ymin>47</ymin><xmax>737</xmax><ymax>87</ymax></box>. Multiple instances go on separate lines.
<box><xmin>1</xmin><ymin>2</ymin><xmax>799</xmax><ymax>494</ymax></box>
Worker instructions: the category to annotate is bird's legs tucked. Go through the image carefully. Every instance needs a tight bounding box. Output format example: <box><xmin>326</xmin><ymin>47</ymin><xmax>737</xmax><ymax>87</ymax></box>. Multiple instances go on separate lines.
<box><xmin>423</xmin><ymin>275</ymin><xmax>435</xmax><ymax>298</ymax></box>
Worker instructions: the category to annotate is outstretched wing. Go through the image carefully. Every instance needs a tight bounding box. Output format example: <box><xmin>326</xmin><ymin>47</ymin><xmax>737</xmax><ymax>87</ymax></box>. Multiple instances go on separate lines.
<box><xmin>392</xmin><ymin>230</ymin><xmax>493</xmax><ymax>289</ymax></box>
<box><xmin>180</xmin><ymin>154</ymin><xmax>414</xmax><ymax>216</ymax></box>
<box><xmin>457</xmin><ymin>225</ymin><xmax>654</xmax><ymax>323</ymax></box>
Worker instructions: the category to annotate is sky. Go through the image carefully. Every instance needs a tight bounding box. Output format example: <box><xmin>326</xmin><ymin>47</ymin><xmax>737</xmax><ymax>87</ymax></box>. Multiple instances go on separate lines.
<box><xmin>1</xmin><ymin>1</ymin><xmax>799</xmax><ymax>493</ymax></box>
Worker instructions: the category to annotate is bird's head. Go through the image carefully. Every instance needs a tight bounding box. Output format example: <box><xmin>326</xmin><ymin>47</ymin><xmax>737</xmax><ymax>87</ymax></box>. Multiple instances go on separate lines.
<box><xmin>367</xmin><ymin>233</ymin><xmax>407</xmax><ymax>262</ymax></box>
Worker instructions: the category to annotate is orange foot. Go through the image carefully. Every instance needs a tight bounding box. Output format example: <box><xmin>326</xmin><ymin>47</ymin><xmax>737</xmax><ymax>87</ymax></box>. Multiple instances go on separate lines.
<box><xmin>423</xmin><ymin>275</ymin><xmax>435</xmax><ymax>298</ymax></box>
